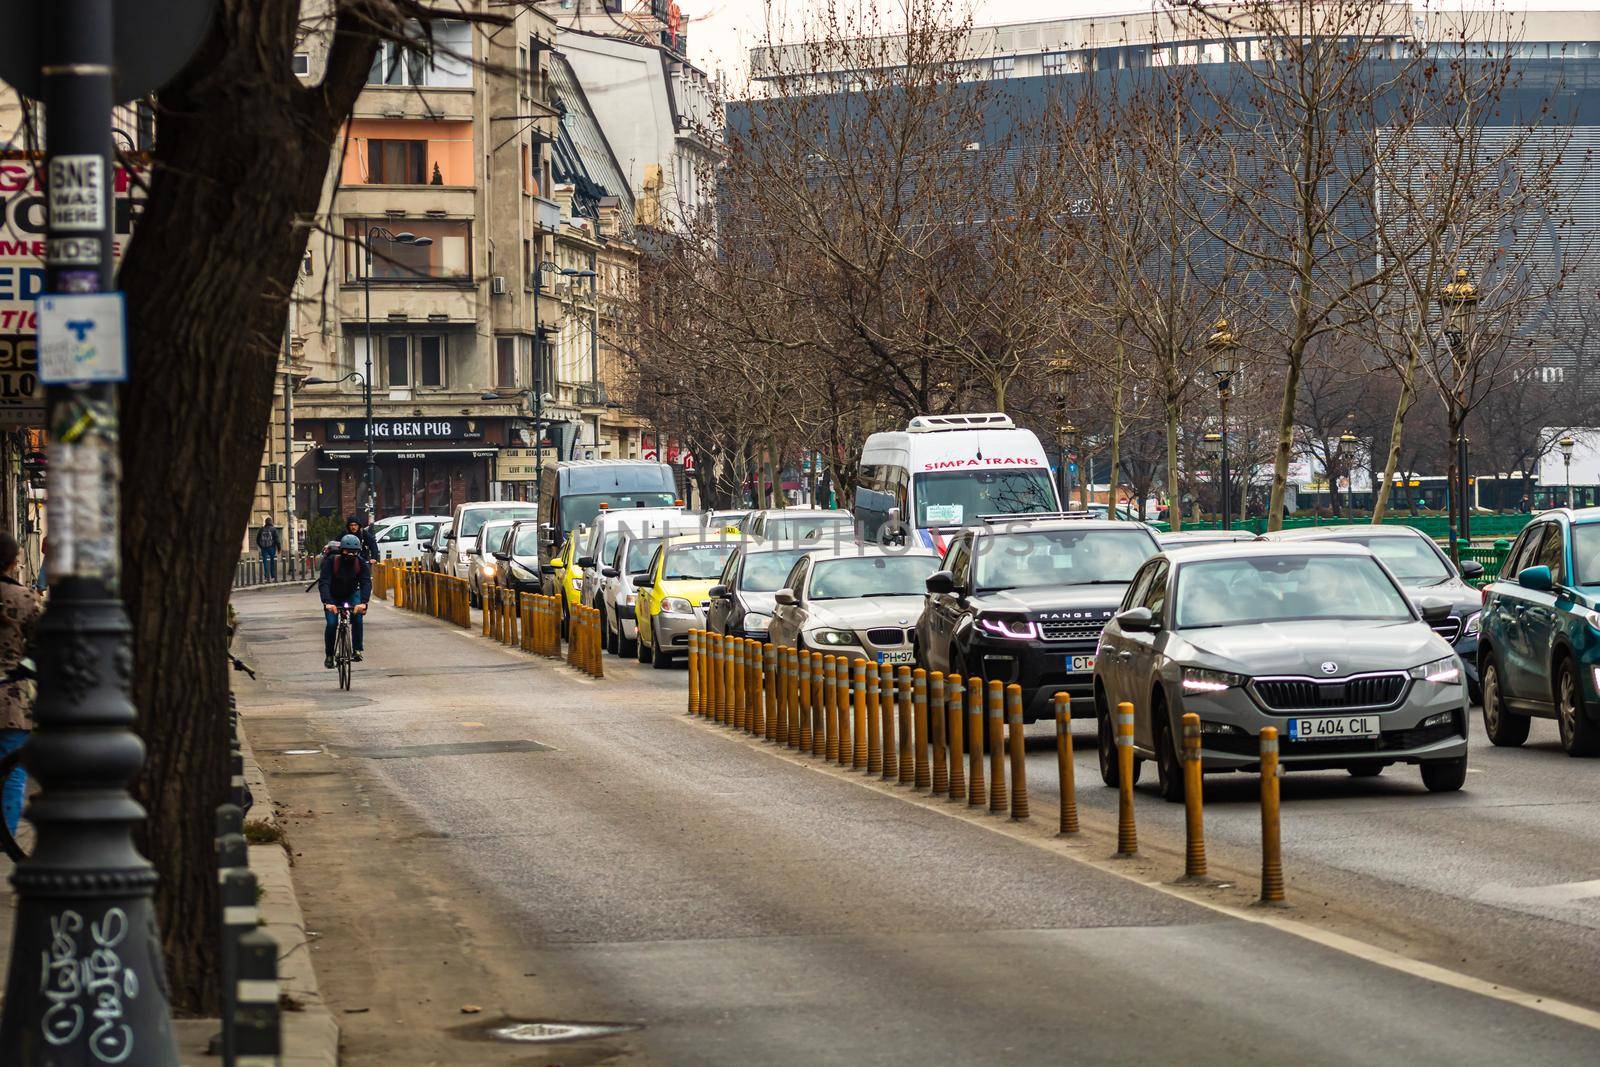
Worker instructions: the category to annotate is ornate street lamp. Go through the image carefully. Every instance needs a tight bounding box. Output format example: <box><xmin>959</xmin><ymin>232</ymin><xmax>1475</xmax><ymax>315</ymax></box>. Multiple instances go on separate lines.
<box><xmin>1202</xmin><ymin>432</ymin><xmax>1223</xmax><ymax>522</ymax></box>
<box><xmin>1339</xmin><ymin>432</ymin><xmax>1360</xmax><ymax>519</ymax></box>
<box><xmin>1561</xmin><ymin>434</ymin><xmax>1576</xmax><ymax>508</ymax></box>
<box><xmin>1205</xmin><ymin>319</ymin><xmax>1241</xmax><ymax>529</ymax></box>
<box><xmin>1439</xmin><ymin>268</ymin><xmax>1479</xmax><ymax>555</ymax></box>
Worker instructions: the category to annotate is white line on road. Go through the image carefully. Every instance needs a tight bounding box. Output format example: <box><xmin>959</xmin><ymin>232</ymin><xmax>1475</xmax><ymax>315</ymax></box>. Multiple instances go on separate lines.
<box><xmin>1474</xmin><ymin>879</ymin><xmax>1600</xmax><ymax>908</ymax></box>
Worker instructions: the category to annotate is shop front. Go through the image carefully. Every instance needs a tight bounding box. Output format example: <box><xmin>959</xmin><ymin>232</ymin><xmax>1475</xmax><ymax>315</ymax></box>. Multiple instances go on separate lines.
<box><xmin>298</xmin><ymin>417</ymin><xmax>515</xmax><ymax>519</ymax></box>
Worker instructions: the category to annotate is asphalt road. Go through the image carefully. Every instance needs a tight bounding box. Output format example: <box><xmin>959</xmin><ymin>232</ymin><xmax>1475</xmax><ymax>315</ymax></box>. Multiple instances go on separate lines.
<box><xmin>235</xmin><ymin>588</ymin><xmax>1600</xmax><ymax>1065</ymax></box>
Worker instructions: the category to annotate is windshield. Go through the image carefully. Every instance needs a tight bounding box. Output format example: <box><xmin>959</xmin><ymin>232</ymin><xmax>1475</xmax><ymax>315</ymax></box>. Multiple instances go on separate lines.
<box><xmin>743</xmin><ymin>549</ymin><xmax>819</xmax><ymax>592</ymax></box>
<box><xmin>476</xmin><ymin>524</ymin><xmax>512</xmax><ymax>555</ymax></box>
<box><xmin>562</xmin><ymin>493</ymin><xmax>678</xmax><ymax>530</ymax></box>
<box><xmin>1573</xmin><ymin>524</ymin><xmax>1600</xmax><ymax>585</ymax></box>
<box><xmin>1175</xmin><ymin>554</ymin><xmax>1414</xmax><ymax>629</ymax></box>
<box><xmin>1326</xmin><ymin>533</ymin><xmax>1450</xmax><ymax>582</ymax></box>
<box><xmin>913</xmin><ymin>469</ymin><xmax>1056</xmax><ymax>527</ymax></box>
<box><xmin>512</xmin><ymin>526</ymin><xmax>540</xmax><ymax>555</ymax></box>
<box><xmin>597</xmin><ymin>531</ymin><xmax>623</xmax><ymax>564</ymax></box>
<box><xmin>809</xmin><ymin>555</ymin><xmax>935</xmax><ymax>600</ymax></box>
<box><xmin>765</xmin><ymin>515</ymin><xmax>854</xmax><ymax>543</ymax></box>
<box><xmin>460</xmin><ymin>507</ymin><xmax>538</xmax><ymax>538</ymax></box>
<box><xmin>625</xmin><ymin>537</ymin><xmax>664</xmax><ymax>573</ymax></box>
<box><xmin>977</xmin><ymin>529</ymin><xmax>1155</xmax><ymax>590</ymax></box>
<box><xmin>664</xmin><ymin>543</ymin><xmax>737</xmax><ymax>580</ymax></box>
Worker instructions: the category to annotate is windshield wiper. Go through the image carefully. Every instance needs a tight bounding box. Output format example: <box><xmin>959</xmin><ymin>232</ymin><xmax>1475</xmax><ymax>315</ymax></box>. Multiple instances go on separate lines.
<box><xmin>1059</xmin><ymin>579</ymin><xmax>1128</xmax><ymax>586</ymax></box>
<box><xmin>857</xmin><ymin>591</ymin><xmax>917</xmax><ymax>598</ymax></box>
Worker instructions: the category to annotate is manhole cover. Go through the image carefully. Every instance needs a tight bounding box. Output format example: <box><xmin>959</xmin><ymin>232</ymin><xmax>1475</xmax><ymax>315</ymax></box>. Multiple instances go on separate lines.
<box><xmin>489</xmin><ymin>1021</ymin><xmax>637</xmax><ymax>1044</ymax></box>
<box><xmin>336</xmin><ymin>739</ymin><xmax>553</xmax><ymax>760</ymax></box>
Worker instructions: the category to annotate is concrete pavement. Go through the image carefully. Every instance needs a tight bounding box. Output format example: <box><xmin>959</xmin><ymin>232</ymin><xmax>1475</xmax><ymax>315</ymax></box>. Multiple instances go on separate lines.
<box><xmin>235</xmin><ymin>587</ymin><xmax>1600</xmax><ymax>1065</ymax></box>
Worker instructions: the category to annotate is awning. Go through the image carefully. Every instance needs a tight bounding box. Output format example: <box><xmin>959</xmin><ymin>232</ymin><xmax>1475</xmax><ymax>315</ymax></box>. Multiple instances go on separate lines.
<box><xmin>322</xmin><ymin>446</ymin><xmax>499</xmax><ymax>460</ymax></box>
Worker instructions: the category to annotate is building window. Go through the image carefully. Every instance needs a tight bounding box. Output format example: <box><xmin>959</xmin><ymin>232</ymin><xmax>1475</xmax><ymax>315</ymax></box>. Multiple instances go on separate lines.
<box><xmin>293</xmin><ymin>52</ymin><xmax>310</xmax><ymax>76</ymax></box>
<box><xmin>368</xmin><ymin>139</ymin><xmax>427</xmax><ymax>184</ymax></box>
<box><xmin>385</xmin><ymin>335</ymin><xmax>410</xmax><ymax>387</ymax></box>
<box><xmin>1042</xmin><ymin>51</ymin><xmax>1069</xmax><ymax>76</ymax></box>
<box><xmin>345</xmin><ymin>218</ymin><xmax>471</xmax><ymax>282</ymax></box>
<box><xmin>496</xmin><ymin>336</ymin><xmax>517</xmax><ymax>387</ymax></box>
<box><xmin>992</xmin><ymin>55</ymin><xmax>1015</xmax><ymax>77</ymax></box>
<box><xmin>419</xmin><ymin>335</ymin><xmax>444</xmax><ymax>387</ymax></box>
<box><xmin>367</xmin><ymin>20</ymin><xmax>472</xmax><ymax>88</ymax></box>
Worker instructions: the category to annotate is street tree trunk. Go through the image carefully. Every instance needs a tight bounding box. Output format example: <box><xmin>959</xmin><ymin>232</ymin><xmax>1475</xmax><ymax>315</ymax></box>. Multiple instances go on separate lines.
<box><xmin>1372</xmin><ymin>344</ymin><xmax>1420</xmax><ymax>523</ymax></box>
<box><xmin>115</xmin><ymin>2</ymin><xmax>392</xmax><ymax>1011</ymax></box>
<box><xmin>1107</xmin><ymin>353</ymin><xmax>1123</xmax><ymax>518</ymax></box>
<box><xmin>1266</xmin><ymin>335</ymin><xmax>1306</xmax><ymax>532</ymax></box>
<box><xmin>1164</xmin><ymin>398</ymin><xmax>1182</xmax><ymax>533</ymax></box>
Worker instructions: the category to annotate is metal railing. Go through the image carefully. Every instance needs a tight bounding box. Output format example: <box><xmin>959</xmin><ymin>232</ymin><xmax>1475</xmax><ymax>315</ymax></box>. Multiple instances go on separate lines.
<box><xmin>233</xmin><ymin>552</ymin><xmax>317</xmax><ymax>589</ymax></box>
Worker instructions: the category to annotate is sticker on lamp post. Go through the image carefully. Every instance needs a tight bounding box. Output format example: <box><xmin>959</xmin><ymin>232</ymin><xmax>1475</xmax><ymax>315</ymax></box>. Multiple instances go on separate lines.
<box><xmin>36</xmin><ymin>292</ymin><xmax>128</xmax><ymax>383</ymax></box>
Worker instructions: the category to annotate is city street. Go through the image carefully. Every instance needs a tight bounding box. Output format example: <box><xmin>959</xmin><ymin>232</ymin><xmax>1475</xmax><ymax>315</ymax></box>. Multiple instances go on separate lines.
<box><xmin>235</xmin><ymin>587</ymin><xmax>1600</xmax><ymax>1065</ymax></box>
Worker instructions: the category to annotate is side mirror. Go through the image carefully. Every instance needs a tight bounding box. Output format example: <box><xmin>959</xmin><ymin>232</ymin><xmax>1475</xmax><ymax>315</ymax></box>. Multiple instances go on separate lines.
<box><xmin>925</xmin><ymin>570</ymin><xmax>956</xmax><ymax>595</ymax></box>
<box><xmin>632</xmin><ymin>574</ymin><xmax>652</xmax><ymax>588</ymax></box>
<box><xmin>1517</xmin><ymin>565</ymin><xmax>1554</xmax><ymax>592</ymax></box>
<box><xmin>578</xmin><ymin>555</ymin><xmax>596</xmax><ymax>569</ymax></box>
<box><xmin>1459</xmin><ymin>560</ymin><xmax>1485</xmax><ymax>579</ymax></box>
<box><xmin>601</xmin><ymin>566</ymin><xmax>618</xmax><ymax>579</ymax></box>
<box><xmin>539</xmin><ymin>563</ymin><xmax>557</xmax><ymax>576</ymax></box>
<box><xmin>493</xmin><ymin>551</ymin><xmax>511</xmax><ymax>562</ymax></box>
<box><xmin>1419</xmin><ymin>601</ymin><xmax>1452</xmax><ymax>624</ymax></box>
<box><xmin>1117</xmin><ymin>606</ymin><xmax>1158</xmax><ymax>633</ymax></box>
<box><xmin>774</xmin><ymin>588</ymin><xmax>797</xmax><ymax>607</ymax></box>
<box><xmin>445</xmin><ymin>530</ymin><xmax>456</xmax><ymax>539</ymax></box>
<box><xmin>709</xmin><ymin>584</ymin><xmax>729</xmax><ymax>599</ymax></box>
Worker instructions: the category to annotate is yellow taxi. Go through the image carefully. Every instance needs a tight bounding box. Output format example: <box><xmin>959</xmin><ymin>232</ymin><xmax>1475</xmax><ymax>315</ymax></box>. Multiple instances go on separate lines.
<box><xmin>633</xmin><ymin>533</ymin><xmax>741</xmax><ymax>668</ymax></box>
<box><xmin>540</xmin><ymin>528</ymin><xmax>588</xmax><ymax>631</ymax></box>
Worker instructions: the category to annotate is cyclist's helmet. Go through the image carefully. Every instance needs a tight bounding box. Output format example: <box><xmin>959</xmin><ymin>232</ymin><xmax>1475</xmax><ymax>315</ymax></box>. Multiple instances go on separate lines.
<box><xmin>340</xmin><ymin>534</ymin><xmax>362</xmax><ymax>552</ymax></box>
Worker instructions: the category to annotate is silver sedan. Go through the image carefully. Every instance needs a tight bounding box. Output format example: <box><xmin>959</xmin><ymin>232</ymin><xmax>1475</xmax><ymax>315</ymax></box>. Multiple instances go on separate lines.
<box><xmin>768</xmin><ymin>546</ymin><xmax>940</xmax><ymax>666</ymax></box>
<box><xmin>1093</xmin><ymin>542</ymin><xmax>1469</xmax><ymax>802</ymax></box>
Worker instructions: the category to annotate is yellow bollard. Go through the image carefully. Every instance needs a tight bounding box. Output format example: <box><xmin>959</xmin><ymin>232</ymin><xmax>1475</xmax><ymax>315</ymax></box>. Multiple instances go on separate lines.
<box><xmin>1006</xmin><ymin>684</ymin><xmax>1029</xmax><ymax>821</ymax></box>
<box><xmin>732</xmin><ymin>636</ymin><xmax>747</xmax><ymax>730</ymax></box>
<box><xmin>967</xmin><ymin>677</ymin><xmax>986</xmax><ymax>809</ymax></box>
<box><xmin>946</xmin><ymin>673</ymin><xmax>965</xmax><ymax>802</ymax></box>
<box><xmin>688</xmin><ymin>631</ymin><xmax>701</xmax><ymax>715</ymax></box>
<box><xmin>1182</xmin><ymin>712</ymin><xmax>1207</xmax><ymax>880</ymax></box>
<box><xmin>815</xmin><ymin>654</ymin><xmax>832</xmax><ymax>759</ymax></box>
<box><xmin>987</xmin><ymin>680</ymin><xmax>1007</xmax><ymax>813</ymax></box>
<box><xmin>879</xmin><ymin>663</ymin><xmax>898</xmax><ymax>782</ymax></box>
<box><xmin>852</xmin><ymin>660</ymin><xmax>868</xmax><ymax>770</ymax></box>
<box><xmin>1115</xmin><ymin>701</ymin><xmax>1138</xmax><ymax>857</ymax></box>
<box><xmin>824</xmin><ymin>656</ymin><xmax>840</xmax><ymax>763</ymax></box>
<box><xmin>744</xmin><ymin>638</ymin><xmax>758</xmax><ymax>732</ymax></box>
<box><xmin>762</xmin><ymin>643</ymin><xmax>777</xmax><ymax>740</ymax></box>
<box><xmin>1260</xmin><ymin>726</ymin><xmax>1284</xmax><ymax>904</ymax></box>
<box><xmin>866</xmin><ymin>667</ymin><xmax>883</xmax><ymax>774</ymax></box>
<box><xmin>897</xmin><ymin>667</ymin><xmax>915</xmax><ymax>786</ymax></box>
<box><xmin>1055</xmin><ymin>694</ymin><xmax>1079</xmax><ymax>835</ymax></box>
<box><xmin>798</xmin><ymin>650</ymin><xmax>814</xmax><ymax>752</ymax></box>
<box><xmin>724</xmin><ymin>634</ymin><xmax>738</xmax><ymax>724</ymax></box>
<box><xmin>776</xmin><ymin>646</ymin><xmax>791</xmax><ymax>744</ymax></box>
<box><xmin>784</xmin><ymin>647</ymin><xmax>800</xmax><ymax>748</ymax></box>
<box><xmin>591</xmin><ymin>609</ymin><xmax>604</xmax><ymax>678</ymax></box>
<box><xmin>913</xmin><ymin>669</ymin><xmax>931</xmax><ymax>790</ymax></box>
<box><xmin>930</xmin><ymin>671</ymin><xmax>948</xmax><ymax>796</ymax></box>
<box><xmin>835</xmin><ymin>658</ymin><xmax>852</xmax><ymax>767</ymax></box>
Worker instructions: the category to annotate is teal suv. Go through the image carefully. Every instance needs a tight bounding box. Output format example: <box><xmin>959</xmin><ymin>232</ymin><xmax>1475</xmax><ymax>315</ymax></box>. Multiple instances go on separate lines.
<box><xmin>1479</xmin><ymin>508</ymin><xmax>1600</xmax><ymax>756</ymax></box>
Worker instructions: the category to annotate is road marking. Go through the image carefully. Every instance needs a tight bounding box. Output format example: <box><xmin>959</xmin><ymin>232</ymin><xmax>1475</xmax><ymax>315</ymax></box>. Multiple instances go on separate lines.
<box><xmin>680</xmin><ymin>713</ymin><xmax>1600</xmax><ymax>1034</ymax></box>
<box><xmin>1474</xmin><ymin>879</ymin><xmax>1600</xmax><ymax>907</ymax></box>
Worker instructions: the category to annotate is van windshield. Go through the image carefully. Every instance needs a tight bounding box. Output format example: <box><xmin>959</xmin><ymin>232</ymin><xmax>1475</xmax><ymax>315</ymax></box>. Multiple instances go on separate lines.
<box><xmin>562</xmin><ymin>493</ymin><xmax>678</xmax><ymax>530</ymax></box>
<box><xmin>460</xmin><ymin>506</ymin><xmax>538</xmax><ymax>538</ymax></box>
<box><xmin>914</xmin><ymin>469</ymin><xmax>1056</xmax><ymax>527</ymax></box>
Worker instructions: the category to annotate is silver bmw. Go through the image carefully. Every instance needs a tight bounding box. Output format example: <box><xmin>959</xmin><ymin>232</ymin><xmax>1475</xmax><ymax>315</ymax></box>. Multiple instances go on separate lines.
<box><xmin>768</xmin><ymin>545</ymin><xmax>940</xmax><ymax>666</ymax></box>
<box><xmin>1093</xmin><ymin>541</ymin><xmax>1469</xmax><ymax>802</ymax></box>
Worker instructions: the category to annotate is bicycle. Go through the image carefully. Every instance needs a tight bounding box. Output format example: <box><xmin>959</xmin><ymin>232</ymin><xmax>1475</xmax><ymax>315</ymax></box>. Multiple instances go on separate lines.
<box><xmin>333</xmin><ymin>602</ymin><xmax>355</xmax><ymax>690</ymax></box>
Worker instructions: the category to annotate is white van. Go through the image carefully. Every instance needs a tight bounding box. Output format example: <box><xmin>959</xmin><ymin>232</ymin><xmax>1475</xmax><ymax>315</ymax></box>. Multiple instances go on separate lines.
<box><xmin>576</xmin><ymin>506</ymin><xmax>706</xmax><ymax>611</ymax></box>
<box><xmin>446</xmin><ymin>501</ymin><xmax>541</xmax><ymax>601</ymax></box>
<box><xmin>371</xmin><ymin>514</ymin><xmax>450</xmax><ymax>561</ymax></box>
<box><xmin>855</xmin><ymin>413</ymin><xmax>1060</xmax><ymax>551</ymax></box>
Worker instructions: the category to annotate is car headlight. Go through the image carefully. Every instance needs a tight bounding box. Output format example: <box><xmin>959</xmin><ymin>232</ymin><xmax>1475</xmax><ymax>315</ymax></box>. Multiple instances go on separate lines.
<box><xmin>810</xmin><ymin>628</ymin><xmax>858</xmax><ymax>647</ymax></box>
<box><xmin>480</xmin><ymin>562</ymin><xmax>497</xmax><ymax>577</ymax></box>
<box><xmin>1462</xmin><ymin>611</ymin><xmax>1481</xmax><ymax>637</ymax></box>
<box><xmin>1181</xmin><ymin>667</ymin><xmax>1246</xmax><ymax>693</ymax></box>
<box><xmin>745</xmin><ymin>612</ymin><xmax>773</xmax><ymax>632</ymax></box>
<box><xmin>1409</xmin><ymin>656</ymin><xmax>1461</xmax><ymax>684</ymax></box>
<box><xmin>661</xmin><ymin>596</ymin><xmax>694</xmax><ymax>614</ymax></box>
<box><xmin>977</xmin><ymin>614</ymin><xmax>1038</xmax><ymax>640</ymax></box>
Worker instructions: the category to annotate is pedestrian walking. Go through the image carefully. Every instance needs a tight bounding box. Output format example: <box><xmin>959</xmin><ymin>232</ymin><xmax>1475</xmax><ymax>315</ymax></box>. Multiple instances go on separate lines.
<box><xmin>0</xmin><ymin>532</ymin><xmax>43</xmax><ymax>837</ymax></box>
<box><xmin>32</xmin><ymin>535</ymin><xmax>46</xmax><ymax>593</ymax></box>
<box><xmin>257</xmin><ymin>516</ymin><xmax>282</xmax><ymax>580</ymax></box>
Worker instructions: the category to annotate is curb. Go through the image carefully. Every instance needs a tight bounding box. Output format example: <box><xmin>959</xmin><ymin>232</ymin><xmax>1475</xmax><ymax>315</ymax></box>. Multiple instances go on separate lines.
<box><xmin>235</xmin><ymin>646</ymin><xmax>340</xmax><ymax>1067</ymax></box>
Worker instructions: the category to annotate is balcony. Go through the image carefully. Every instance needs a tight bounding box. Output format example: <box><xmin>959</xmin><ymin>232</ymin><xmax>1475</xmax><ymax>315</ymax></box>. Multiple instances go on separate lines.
<box><xmin>338</xmin><ymin>184</ymin><xmax>475</xmax><ymax>218</ymax></box>
<box><xmin>337</xmin><ymin>285</ymin><xmax>479</xmax><ymax>326</ymax></box>
<box><xmin>352</xmin><ymin>84</ymin><xmax>474</xmax><ymax>122</ymax></box>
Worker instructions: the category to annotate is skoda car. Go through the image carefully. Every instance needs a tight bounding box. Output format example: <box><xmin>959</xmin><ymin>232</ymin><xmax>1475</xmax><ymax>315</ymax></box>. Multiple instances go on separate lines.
<box><xmin>767</xmin><ymin>546</ymin><xmax>940</xmax><ymax>664</ymax></box>
<box><xmin>1262</xmin><ymin>524</ymin><xmax>1485</xmax><ymax>701</ymax></box>
<box><xmin>1478</xmin><ymin>508</ymin><xmax>1600</xmax><ymax>756</ymax></box>
<box><xmin>634</xmin><ymin>535</ymin><xmax>741</xmax><ymax>667</ymax></box>
<box><xmin>916</xmin><ymin>518</ymin><xmax>1159</xmax><ymax>720</ymax></box>
<box><xmin>706</xmin><ymin>542</ymin><xmax>831</xmax><ymax>641</ymax></box>
<box><xmin>1095</xmin><ymin>542</ymin><xmax>1468</xmax><ymax>802</ymax></box>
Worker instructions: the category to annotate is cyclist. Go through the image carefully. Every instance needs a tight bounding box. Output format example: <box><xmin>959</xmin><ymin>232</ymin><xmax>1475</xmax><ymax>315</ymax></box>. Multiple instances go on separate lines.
<box><xmin>345</xmin><ymin>513</ymin><xmax>381</xmax><ymax>562</ymax></box>
<box><xmin>319</xmin><ymin>534</ymin><xmax>371</xmax><ymax>669</ymax></box>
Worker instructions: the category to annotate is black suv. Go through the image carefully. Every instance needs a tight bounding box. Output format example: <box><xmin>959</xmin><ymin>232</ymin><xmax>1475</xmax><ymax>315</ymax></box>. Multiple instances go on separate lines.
<box><xmin>915</xmin><ymin>518</ymin><xmax>1160</xmax><ymax>721</ymax></box>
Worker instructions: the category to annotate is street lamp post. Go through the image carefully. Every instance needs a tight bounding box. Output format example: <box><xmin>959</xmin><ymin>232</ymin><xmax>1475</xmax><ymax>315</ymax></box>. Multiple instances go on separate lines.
<box><xmin>361</xmin><ymin>227</ymin><xmax>432</xmax><ymax>517</ymax></box>
<box><xmin>1440</xmin><ymin>268</ymin><xmax>1479</xmax><ymax>560</ymax></box>
<box><xmin>1561</xmin><ymin>435</ymin><xmax>1576</xmax><ymax>507</ymax></box>
<box><xmin>1047</xmin><ymin>358</ymin><xmax>1071</xmax><ymax>507</ymax></box>
<box><xmin>1061</xmin><ymin>423</ymin><xmax>1080</xmax><ymax>509</ymax></box>
<box><xmin>1206</xmin><ymin>319</ymin><xmax>1240</xmax><ymax>530</ymax></box>
<box><xmin>1338</xmin><ymin>431</ymin><xmax>1360</xmax><ymax>520</ymax></box>
<box><xmin>1202</xmin><ymin>432</ymin><xmax>1223</xmax><ymax>522</ymax></box>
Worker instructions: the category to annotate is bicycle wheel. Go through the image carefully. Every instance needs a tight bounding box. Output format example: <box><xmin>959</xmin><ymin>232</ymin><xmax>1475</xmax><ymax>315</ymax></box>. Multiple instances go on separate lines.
<box><xmin>336</xmin><ymin>619</ymin><xmax>353</xmax><ymax>691</ymax></box>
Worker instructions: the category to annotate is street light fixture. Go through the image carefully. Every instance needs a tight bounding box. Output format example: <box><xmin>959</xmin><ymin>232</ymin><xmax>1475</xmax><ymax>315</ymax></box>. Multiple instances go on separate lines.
<box><xmin>1561</xmin><ymin>434</ymin><xmax>1576</xmax><ymax>508</ymax></box>
<box><xmin>361</xmin><ymin>227</ymin><xmax>432</xmax><ymax>517</ymax></box>
<box><xmin>1205</xmin><ymin>318</ymin><xmax>1241</xmax><ymax>529</ymax></box>
<box><xmin>1048</xmin><ymin>358</ymin><xmax>1072</xmax><ymax>506</ymax></box>
<box><xmin>1060</xmin><ymin>422</ymin><xmax>1080</xmax><ymax>508</ymax></box>
<box><xmin>1202</xmin><ymin>432</ymin><xmax>1223</xmax><ymax>521</ymax></box>
<box><xmin>1439</xmin><ymin>267</ymin><xmax>1479</xmax><ymax>557</ymax></box>
<box><xmin>1338</xmin><ymin>432</ymin><xmax>1360</xmax><ymax>519</ymax></box>
<box><xmin>482</xmin><ymin>388</ymin><xmax>556</xmax><ymax>505</ymax></box>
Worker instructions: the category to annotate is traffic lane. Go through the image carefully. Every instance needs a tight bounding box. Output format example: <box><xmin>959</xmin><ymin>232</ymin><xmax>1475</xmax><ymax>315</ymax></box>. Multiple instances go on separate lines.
<box><xmin>237</xmin><ymin>594</ymin><xmax>1600</xmax><ymax>1064</ymax></box>
<box><xmin>1013</xmin><ymin>713</ymin><xmax>1600</xmax><ymax>1009</ymax></box>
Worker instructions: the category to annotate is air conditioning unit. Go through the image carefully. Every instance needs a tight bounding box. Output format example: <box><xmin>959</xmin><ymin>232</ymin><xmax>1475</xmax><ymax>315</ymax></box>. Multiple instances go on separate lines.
<box><xmin>491</xmin><ymin>275</ymin><xmax>507</xmax><ymax>295</ymax></box>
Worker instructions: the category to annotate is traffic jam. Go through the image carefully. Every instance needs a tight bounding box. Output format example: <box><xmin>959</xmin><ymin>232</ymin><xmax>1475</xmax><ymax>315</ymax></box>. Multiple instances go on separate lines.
<box><xmin>377</xmin><ymin>411</ymin><xmax>1600</xmax><ymax>803</ymax></box>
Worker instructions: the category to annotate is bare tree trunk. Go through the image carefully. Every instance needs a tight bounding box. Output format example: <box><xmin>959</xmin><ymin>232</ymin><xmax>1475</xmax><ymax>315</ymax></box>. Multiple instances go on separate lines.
<box><xmin>1372</xmin><ymin>345</ymin><xmax>1419</xmax><ymax>523</ymax></box>
<box><xmin>1108</xmin><ymin>351</ymin><xmax>1123</xmax><ymax>517</ymax></box>
<box><xmin>1164</xmin><ymin>400</ymin><xmax>1182</xmax><ymax>533</ymax></box>
<box><xmin>1266</xmin><ymin>338</ymin><xmax>1305</xmax><ymax>532</ymax></box>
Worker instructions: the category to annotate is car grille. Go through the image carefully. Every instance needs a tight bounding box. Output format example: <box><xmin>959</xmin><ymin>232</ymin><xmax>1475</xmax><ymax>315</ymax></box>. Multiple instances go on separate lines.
<box><xmin>1040</xmin><ymin>621</ymin><xmax>1105</xmax><ymax>643</ymax></box>
<box><xmin>1251</xmin><ymin>673</ymin><xmax>1408</xmax><ymax>713</ymax></box>
<box><xmin>1431</xmin><ymin>616</ymin><xmax>1462</xmax><ymax>643</ymax></box>
<box><xmin>867</xmin><ymin>627</ymin><xmax>910</xmax><ymax>645</ymax></box>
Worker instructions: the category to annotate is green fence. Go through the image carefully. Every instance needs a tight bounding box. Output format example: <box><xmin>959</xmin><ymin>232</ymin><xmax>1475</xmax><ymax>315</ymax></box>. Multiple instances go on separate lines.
<box><xmin>1151</xmin><ymin>513</ymin><xmax>1533</xmax><ymax>541</ymax></box>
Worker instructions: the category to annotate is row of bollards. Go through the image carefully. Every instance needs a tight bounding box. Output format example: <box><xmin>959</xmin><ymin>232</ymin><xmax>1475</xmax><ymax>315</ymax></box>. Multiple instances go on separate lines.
<box><xmin>685</xmin><ymin>632</ymin><xmax>1037</xmax><ymax>819</ymax></box>
<box><xmin>214</xmin><ymin>698</ymin><xmax>281</xmax><ymax>1066</ymax></box>
<box><xmin>378</xmin><ymin>560</ymin><xmax>471</xmax><ymax>627</ymax></box>
<box><xmin>567</xmin><ymin>602</ymin><xmax>604</xmax><ymax>677</ymax></box>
